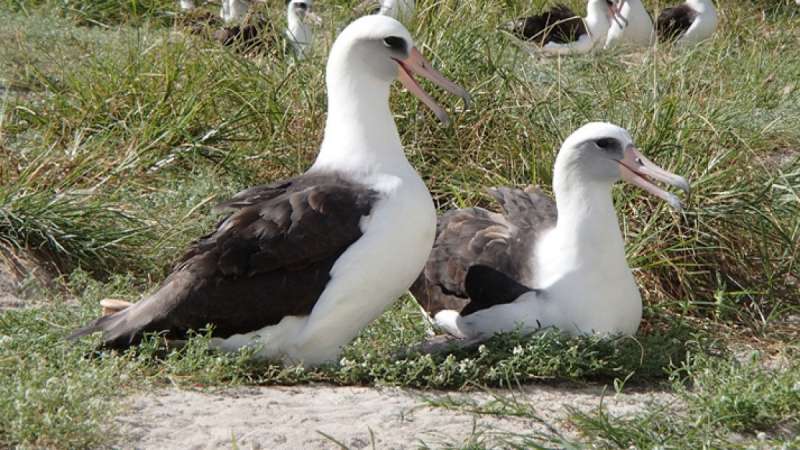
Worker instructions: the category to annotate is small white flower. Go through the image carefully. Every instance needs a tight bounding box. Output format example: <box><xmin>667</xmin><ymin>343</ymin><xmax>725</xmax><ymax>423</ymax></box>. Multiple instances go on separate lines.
<box><xmin>512</xmin><ymin>345</ymin><xmax>524</xmax><ymax>356</ymax></box>
<box><xmin>478</xmin><ymin>345</ymin><xmax>488</xmax><ymax>354</ymax></box>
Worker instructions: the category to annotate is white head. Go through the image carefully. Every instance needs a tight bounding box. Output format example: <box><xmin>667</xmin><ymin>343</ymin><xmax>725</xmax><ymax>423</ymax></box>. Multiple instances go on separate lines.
<box><xmin>605</xmin><ymin>0</ymin><xmax>632</xmax><ymax>28</ymax></box>
<box><xmin>325</xmin><ymin>15</ymin><xmax>470</xmax><ymax>124</ymax></box>
<box><xmin>286</xmin><ymin>0</ymin><xmax>313</xmax><ymax>52</ymax></box>
<box><xmin>556</xmin><ymin>122</ymin><xmax>690</xmax><ymax>210</ymax></box>
<box><xmin>585</xmin><ymin>0</ymin><xmax>617</xmax><ymax>37</ymax></box>
<box><xmin>179</xmin><ymin>0</ymin><xmax>195</xmax><ymax>11</ymax></box>
<box><xmin>287</xmin><ymin>0</ymin><xmax>311</xmax><ymax>21</ymax></box>
<box><xmin>587</xmin><ymin>0</ymin><xmax>615</xmax><ymax>16</ymax></box>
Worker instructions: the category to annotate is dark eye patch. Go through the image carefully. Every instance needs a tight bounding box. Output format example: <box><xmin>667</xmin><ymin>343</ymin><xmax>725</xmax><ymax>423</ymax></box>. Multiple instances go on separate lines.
<box><xmin>596</xmin><ymin>138</ymin><xmax>617</xmax><ymax>150</ymax></box>
<box><xmin>383</xmin><ymin>36</ymin><xmax>408</xmax><ymax>53</ymax></box>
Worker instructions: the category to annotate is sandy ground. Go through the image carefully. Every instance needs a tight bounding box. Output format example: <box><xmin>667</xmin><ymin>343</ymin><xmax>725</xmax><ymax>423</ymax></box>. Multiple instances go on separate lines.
<box><xmin>0</xmin><ymin>247</ymin><xmax>679</xmax><ymax>448</ymax></box>
<box><xmin>115</xmin><ymin>384</ymin><xmax>677</xmax><ymax>449</ymax></box>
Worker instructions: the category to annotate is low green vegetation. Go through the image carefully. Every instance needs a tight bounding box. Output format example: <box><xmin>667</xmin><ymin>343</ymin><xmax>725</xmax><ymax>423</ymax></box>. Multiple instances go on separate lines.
<box><xmin>1</xmin><ymin>0</ymin><xmax>798</xmax><ymax>448</ymax></box>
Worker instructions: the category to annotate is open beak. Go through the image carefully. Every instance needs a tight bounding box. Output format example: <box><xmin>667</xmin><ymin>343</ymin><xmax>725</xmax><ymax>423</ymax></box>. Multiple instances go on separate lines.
<box><xmin>394</xmin><ymin>47</ymin><xmax>472</xmax><ymax>125</ymax></box>
<box><xmin>609</xmin><ymin>0</ymin><xmax>629</xmax><ymax>27</ymax></box>
<box><xmin>618</xmin><ymin>145</ymin><xmax>690</xmax><ymax>211</ymax></box>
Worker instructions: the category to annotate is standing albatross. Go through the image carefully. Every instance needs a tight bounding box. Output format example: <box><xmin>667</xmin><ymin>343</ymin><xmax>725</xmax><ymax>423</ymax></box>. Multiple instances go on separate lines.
<box><xmin>656</xmin><ymin>0</ymin><xmax>718</xmax><ymax>46</ymax></box>
<box><xmin>411</xmin><ymin>123</ymin><xmax>689</xmax><ymax>340</ymax></box>
<box><xmin>69</xmin><ymin>15</ymin><xmax>471</xmax><ymax>367</ymax></box>
<box><xmin>507</xmin><ymin>0</ymin><xmax>620</xmax><ymax>56</ymax></box>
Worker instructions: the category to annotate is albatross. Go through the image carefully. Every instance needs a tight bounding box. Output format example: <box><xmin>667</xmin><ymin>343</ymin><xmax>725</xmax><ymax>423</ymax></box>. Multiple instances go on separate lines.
<box><xmin>507</xmin><ymin>1</ymin><xmax>620</xmax><ymax>56</ymax></box>
<box><xmin>354</xmin><ymin>0</ymin><xmax>416</xmax><ymax>25</ymax></box>
<box><xmin>604</xmin><ymin>0</ymin><xmax>655</xmax><ymax>49</ymax></box>
<box><xmin>656</xmin><ymin>0</ymin><xmax>718</xmax><ymax>46</ymax></box>
<box><xmin>211</xmin><ymin>0</ymin><xmax>314</xmax><ymax>57</ymax></box>
<box><xmin>69</xmin><ymin>15</ymin><xmax>471</xmax><ymax>367</ymax></box>
<box><xmin>220</xmin><ymin>0</ymin><xmax>251</xmax><ymax>24</ymax></box>
<box><xmin>285</xmin><ymin>0</ymin><xmax>313</xmax><ymax>58</ymax></box>
<box><xmin>411</xmin><ymin>123</ymin><xmax>689</xmax><ymax>340</ymax></box>
<box><xmin>378</xmin><ymin>0</ymin><xmax>416</xmax><ymax>23</ymax></box>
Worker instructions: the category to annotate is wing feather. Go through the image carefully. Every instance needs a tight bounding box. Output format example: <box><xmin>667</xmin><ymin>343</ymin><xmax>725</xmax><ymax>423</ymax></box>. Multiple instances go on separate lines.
<box><xmin>69</xmin><ymin>173</ymin><xmax>380</xmax><ymax>349</ymax></box>
<box><xmin>656</xmin><ymin>5</ymin><xmax>697</xmax><ymax>42</ymax></box>
<box><xmin>411</xmin><ymin>187</ymin><xmax>556</xmax><ymax>317</ymax></box>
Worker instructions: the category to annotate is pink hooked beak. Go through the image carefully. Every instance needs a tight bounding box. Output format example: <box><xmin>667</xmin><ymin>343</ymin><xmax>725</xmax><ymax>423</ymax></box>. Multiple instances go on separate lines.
<box><xmin>394</xmin><ymin>47</ymin><xmax>472</xmax><ymax>125</ymax></box>
<box><xmin>618</xmin><ymin>145</ymin><xmax>690</xmax><ymax>210</ymax></box>
<box><xmin>609</xmin><ymin>0</ymin><xmax>629</xmax><ymax>28</ymax></box>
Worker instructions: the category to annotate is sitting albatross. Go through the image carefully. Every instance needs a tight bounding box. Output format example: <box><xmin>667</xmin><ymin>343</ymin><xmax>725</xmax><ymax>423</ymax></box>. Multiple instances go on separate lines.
<box><xmin>69</xmin><ymin>15</ymin><xmax>471</xmax><ymax>367</ymax></box>
<box><xmin>656</xmin><ymin>0</ymin><xmax>718</xmax><ymax>46</ymax></box>
<box><xmin>507</xmin><ymin>1</ymin><xmax>621</xmax><ymax>56</ymax></box>
<box><xmin>411</xmin><ymin>123</ymin><xmax>689</xmax><ymax>340</ymax></box>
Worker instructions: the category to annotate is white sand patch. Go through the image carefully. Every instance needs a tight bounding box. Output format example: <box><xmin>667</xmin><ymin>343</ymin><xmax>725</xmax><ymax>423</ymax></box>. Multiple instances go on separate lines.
<box><xmin>115</xmin><ymin>383</ymin><xmax>676</xmax><ymax>449</ymax></box>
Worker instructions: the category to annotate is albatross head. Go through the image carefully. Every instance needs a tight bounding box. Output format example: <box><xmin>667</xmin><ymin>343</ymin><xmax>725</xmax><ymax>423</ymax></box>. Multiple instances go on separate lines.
<box><xmin>605</xmin><ymin>0</ymin><xmax>630</xmax><ymax>27</ymax></box>
<box><xmin>287</xmin><ymin>0</ymin><xmax>310</xmax><ymax>20</ymax></box>
<box><xmin>326</xmin><ymin>15</ymin><xmax>471</xmax><ymax>124</ymax></box>
<box><xmin>558</xmin><ymin>122</ymin><xmax>690</xmax><ymax>210</ymax></box>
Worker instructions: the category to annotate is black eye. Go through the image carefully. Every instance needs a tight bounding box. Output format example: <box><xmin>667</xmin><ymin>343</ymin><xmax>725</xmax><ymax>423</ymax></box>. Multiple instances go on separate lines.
<box><xmin>596</xmin><ymin>138</ymin><xmax>616</xmax><ymax>150</ymax></box>
<box><xmin>383</xmin><ymin>36</ymin><xmax>407</xmax><ymax>53</ymax></box>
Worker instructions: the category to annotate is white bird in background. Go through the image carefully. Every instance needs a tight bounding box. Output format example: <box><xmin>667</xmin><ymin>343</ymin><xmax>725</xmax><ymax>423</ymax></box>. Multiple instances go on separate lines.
<box><xmin>179</xmin><ymin>0</ymin><xmax>196</xmax><ymax>11</ymax></box>
<box><xmin>69</xmin><ymin>16</ymin><xmax>471</xmax><ymax>368</ymax></box>
<box><xmin>285</xmin><ymin>0</ymin><xmax>313</xmax><ymax>58</ymax></box>
<box><xmin>220</xmin><ymin>0</ymin><xmax>251</xmax><ymax>24</ymax></box>
<box><xmin>412</xmin><ymin>123</ymin><xmax>690</xmax><ymax>341</ymax></box>
<box><xmin>656</xmin><ymin>0</ymin><xmax>718</xmax><ymax>46</ymax></box>
<box><xmin>604</xmin><ymin>0</ymin><xmax>656</xmax><ymax>49</ymax></box>
<box><xmin>379</xmin><ymin>0</ymin><xmax>416</xmax><ymax>24</ymax></box>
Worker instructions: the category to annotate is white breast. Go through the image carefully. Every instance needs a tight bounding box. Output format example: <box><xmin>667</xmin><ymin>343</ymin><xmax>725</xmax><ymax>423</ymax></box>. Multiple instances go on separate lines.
<box><xmin>214</xmin><ymin>170</ymin><xmax>435</xmax><ymax>367</ymax></box>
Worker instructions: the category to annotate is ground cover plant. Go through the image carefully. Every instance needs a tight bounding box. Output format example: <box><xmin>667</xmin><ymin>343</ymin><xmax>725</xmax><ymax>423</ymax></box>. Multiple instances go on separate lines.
<box><xmin>1</xmin><ymin>0</ymin><xmax>798</xmax><ymax>447</ymax></box>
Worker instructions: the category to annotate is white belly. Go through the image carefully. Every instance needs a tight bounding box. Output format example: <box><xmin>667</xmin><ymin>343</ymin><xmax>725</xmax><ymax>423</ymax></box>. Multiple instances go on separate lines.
<box><xmin>213</xmin><ymin>173</ymin><xmax>436</xmax><ymax>366</ymax></box>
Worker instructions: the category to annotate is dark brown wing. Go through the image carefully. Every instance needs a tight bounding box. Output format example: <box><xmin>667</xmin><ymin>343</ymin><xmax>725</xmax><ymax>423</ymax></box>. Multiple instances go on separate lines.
<box><xmin>656</xmin><ymin>4</ymin><xmax>697</xmax><ymax>42</ymax></box>
<box><xmin>69</xmin><ymin>173</ymin><xmax>379</xmax><ymax>349</ymax></box>
<box><xmin>214</xmin><ymin>14</ymin><xmax>281</xmax><ymax>55</ymax></box>
<box><xmin>176</xmin><ymin>10</ymin><xmax>222</xmax><ymax>36</ymax></box>
<box><xmin>508</xmin><ymin>4</ymin><xmax>587</xmax><ymax>45</ymax></box>
<box><xmin>410</xmin><ymin>187</ymin><xmax>556</xmax><ymax>317</ymax></box>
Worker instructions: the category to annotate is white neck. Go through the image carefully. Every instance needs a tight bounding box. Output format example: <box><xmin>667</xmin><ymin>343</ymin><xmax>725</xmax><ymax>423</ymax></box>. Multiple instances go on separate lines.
<box><xmin>585</xmin><ymin>1</ymin><xmax>612</xmax><ymax>41</ymax></box>
<box><xmin>287</xmin><ymin>8</ymin><xmax>312</xmax><ymax>47</ymax></box>
<box><xmin>549</xmin><ymin>168</ymin><xmax>627</xmax><ymax>271</ymax></box>
<box><xmin>529</xmin><ymin>158</ymin><xmax>641</xmax><ymax>336</ymax></box>
<box><xmin>310</xmin><ymin>69</ymin><xmax>408</xmax><ymax>176</ymax></box>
